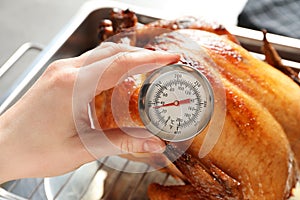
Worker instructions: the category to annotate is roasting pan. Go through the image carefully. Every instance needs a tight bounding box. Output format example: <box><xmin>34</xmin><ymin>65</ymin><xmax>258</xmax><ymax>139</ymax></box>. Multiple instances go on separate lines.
<box><xmin>1</xmin><ymin>0</ymin><xmax>300</xmax><ymax>199</ymax></box>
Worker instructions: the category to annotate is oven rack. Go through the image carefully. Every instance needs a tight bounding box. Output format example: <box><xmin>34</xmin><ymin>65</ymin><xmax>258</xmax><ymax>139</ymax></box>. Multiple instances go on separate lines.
<box><xmin>1</xmin><ymin>156</ymin><xmax>182</xmax><ymax>200</ymax></box>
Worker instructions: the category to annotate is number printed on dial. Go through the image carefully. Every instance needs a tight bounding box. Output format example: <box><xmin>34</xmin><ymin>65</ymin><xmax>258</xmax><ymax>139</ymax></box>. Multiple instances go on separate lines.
<box><xmin>148</xmin><ymin>72</ymin><xmax>206</xmax><ymax>135</ymax></box>
<box><xmin>139</xmin><ymin>64</ymin><xmax>214</xmax><ymax>142</ymax></box>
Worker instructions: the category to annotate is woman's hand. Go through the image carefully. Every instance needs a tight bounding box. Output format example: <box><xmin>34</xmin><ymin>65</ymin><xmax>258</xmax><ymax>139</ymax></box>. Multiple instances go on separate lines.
<box><xmin>0</xmin><ymin>42</ymin><xmax>179</xmax><ymax>183</ymax></box>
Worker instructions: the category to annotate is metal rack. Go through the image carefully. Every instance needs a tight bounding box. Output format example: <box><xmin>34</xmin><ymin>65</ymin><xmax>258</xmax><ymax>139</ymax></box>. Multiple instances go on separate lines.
<box><xmin>1</xmin><ymin>157</ymin><xmax>181</xmax><ymax>199</ymax></box>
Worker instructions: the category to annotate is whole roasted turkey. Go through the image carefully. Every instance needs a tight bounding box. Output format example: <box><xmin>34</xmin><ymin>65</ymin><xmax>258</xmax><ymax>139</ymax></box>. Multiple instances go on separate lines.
<box><xmin>95</xmin><ymin>9</ymin><xmax>300</xmax><ymax>199</ymax></box>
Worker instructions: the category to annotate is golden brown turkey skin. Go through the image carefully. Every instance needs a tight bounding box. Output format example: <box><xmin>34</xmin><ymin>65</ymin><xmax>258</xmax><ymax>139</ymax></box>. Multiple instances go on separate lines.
<box><xmin>174</xmin><ymin>29</ymin><xmax>300</xmax><ymax>163</ymax></box>
<box><xmin>145</xmin><ymin>29</ymin><xmax>300</xmax><ymax>199</ymax></box>
<box><xmin>185</xmin><ymin>79</ymin><xmax>297</xmax><ymax>199</ymax></box>
<box><xmin>146</xmin><ymin>76</ymin><xmax>297</xmax><ymax>199</ymax></box>
<box><xmin>94</xmin><ymin>27</ymin><xmax>300</xmax><ymax>199</ymax></box>
<box><xmin>146</xmin><ymin>16</ymin><xmax>239</xmax><ymax>44</ymax></box>
<box><xmin>148</xmin><ymin>184</ymin><xmax>202</xmax><ymax>200</ymax></box>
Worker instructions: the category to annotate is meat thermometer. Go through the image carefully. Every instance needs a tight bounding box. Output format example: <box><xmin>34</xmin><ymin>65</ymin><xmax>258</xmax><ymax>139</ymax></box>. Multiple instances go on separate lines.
<box><xmin>138</xmin><ymin>64</ymin><xmax>214</xmax><ymax>142</ymax></box>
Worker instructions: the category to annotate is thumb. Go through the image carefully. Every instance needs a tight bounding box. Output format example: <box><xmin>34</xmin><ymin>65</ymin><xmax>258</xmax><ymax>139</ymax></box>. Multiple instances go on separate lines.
<box><xmin>78</xmin><ymin>127</ymin><xmax>166</xmax><ymax>159</ymax></box>
<box><xmin>104</xmin><ymin>128</ymin><xmax>166</xmax><ymax>155</ymax></box>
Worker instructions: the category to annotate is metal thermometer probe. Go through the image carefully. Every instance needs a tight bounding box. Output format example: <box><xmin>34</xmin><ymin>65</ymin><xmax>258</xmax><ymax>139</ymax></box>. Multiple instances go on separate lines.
<box><xmin>138</xmin><ymin>64</ymin><xmax>214</xmax><ymax>142</ymax></box>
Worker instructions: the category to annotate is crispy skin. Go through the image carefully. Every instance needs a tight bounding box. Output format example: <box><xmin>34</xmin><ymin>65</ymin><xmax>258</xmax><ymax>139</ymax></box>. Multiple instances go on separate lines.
<box><xmin>163</xmin><ymin>144</ymin><xmax>243</xmax><ymax>199</ymax></box>
<box><xmin>148</xmin><ymin>184</ymin><xmax>203</xmax><ymax>200</ymax></box>
<box><xmin>99</xmin><ymin>16</ymin><xmax>239</xmax><ymax>47</ymax></box>
<box><xmin>146</xmin><ymin>29</ymin><xmax>300</xmax><ymax>165</ymax></box>
<box><xmin>94</xmin><ymin>19</ymin><xmax>300</xmax><ymax>199</ymax></box>
<box><xmin>147</xmin><ymin>16</ymin><xmax>239</xmax><ymax>44</ymax></box>
<box><xmin>175</xmin><ymin>29</ymin><xmax>300</xmax><ymax>163</ymax></box>
<box><xmin>187</xmin><ymin>79</ymin><xmax>297</xmax><ymax>199</ymax></box>
<box><xmin>146</xmin><ymin>76</ymin><xmax>297</xmax><ymax>199</ymax></box>
<box><xmin>145</xmin><ymin>30</ymin><xmax>299</xmax><ymax>199</ymax></box>
<box><xmin>261</xmin><ymin>29</ymin><xmax>300</xmax><ymax>85</ymax></box>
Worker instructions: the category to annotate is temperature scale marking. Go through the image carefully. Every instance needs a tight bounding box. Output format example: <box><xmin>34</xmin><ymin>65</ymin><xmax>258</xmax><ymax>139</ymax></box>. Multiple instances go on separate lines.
<box><xmin>138</xmin><ymin>64</ymin><xmax>214</xmax><ymax>142</ymax></box>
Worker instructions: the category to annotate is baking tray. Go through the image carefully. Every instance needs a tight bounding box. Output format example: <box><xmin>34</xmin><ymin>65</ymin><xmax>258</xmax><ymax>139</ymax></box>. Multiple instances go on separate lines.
<box><xmin>1</xmin><ymin>0</ymin><xmax>300</xmax><ymax>199</ymax></box>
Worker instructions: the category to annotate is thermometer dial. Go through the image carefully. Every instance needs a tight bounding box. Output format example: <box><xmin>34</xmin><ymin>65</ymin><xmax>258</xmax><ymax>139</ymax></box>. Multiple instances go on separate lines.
<box><xmin>138</xmin><ymin>64</ymin><xmax>214</xmax><ymax>142</ymax></box>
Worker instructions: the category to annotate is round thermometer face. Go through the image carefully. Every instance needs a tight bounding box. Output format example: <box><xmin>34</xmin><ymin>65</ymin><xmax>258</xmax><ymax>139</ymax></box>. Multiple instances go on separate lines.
<box><xmin>138</xmin><ymin>64</ymin><xmax>214</xmax><ymax>142</ymax></box>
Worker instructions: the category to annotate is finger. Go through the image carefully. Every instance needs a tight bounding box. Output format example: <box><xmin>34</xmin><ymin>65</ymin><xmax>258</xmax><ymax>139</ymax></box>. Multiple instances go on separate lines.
<box><xmin>74</xmin><ymin>49</ymin><xmax>179</xmax><ymax>104</ymax></box>
<box><xmin>47</xmin><ymin>43</ymin><xmax>144</xmax><ymax>69</ymax></box>
<box><xmin>77</xmin><ymin>128</ymin><xmax>166</xmax><ymax>160</ymax></box>
<box><xmin>72</xmin><ymin>48</ymin><xmax>179</xmax><ymax>125</ymax></box>
<box><xmin>95</xmin><ymin>49</ymin><xmax>180</xmax><ymax>93</ymax></box>
<box><xmin>105</xmin><ymin>128</ymin><xmax>166</xmax><ymax>154</ymax></box>
<box><xmin>75</xmin><ymin>42</ymin><xmax>144</xmax><ymax>68</ymax></box>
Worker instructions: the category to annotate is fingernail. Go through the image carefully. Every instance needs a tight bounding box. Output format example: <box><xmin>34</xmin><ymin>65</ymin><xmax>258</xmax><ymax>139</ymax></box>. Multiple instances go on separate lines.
<box><xmin>143</xmin><ymin>140</ymin><xmax>165</xmax><ymax>153</ymax></box>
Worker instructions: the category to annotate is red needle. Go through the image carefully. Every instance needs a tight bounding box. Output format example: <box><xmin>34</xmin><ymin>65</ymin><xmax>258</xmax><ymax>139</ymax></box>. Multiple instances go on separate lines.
<box><xmin>178</xmin><ymin>98</ymin><xmax>191</xmax><ymax>105</ymax></box>
<box><xmin>153</xmin><ymin>99</ymin><xmax>191</xmax><ymax>109</ymax></box>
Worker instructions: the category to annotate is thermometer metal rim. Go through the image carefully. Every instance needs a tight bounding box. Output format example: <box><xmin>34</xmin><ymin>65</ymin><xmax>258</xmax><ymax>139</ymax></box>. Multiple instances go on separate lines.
<box><xmin>138</xmin><ymin>64</ymin><xmax>214</xmax><ymax>142</ymax></box>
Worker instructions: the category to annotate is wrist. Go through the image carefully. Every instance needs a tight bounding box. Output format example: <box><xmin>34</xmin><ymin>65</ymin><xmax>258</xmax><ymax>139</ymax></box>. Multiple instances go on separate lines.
<box><xmin>0</xmin><ymin>115</ymin><xmax>10</xmax><ymax>183</ymax></box>
<box><xmin>0</xmin><ymin>111</ymin><xmax>20</xmax><ymax>184</ymax></box>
